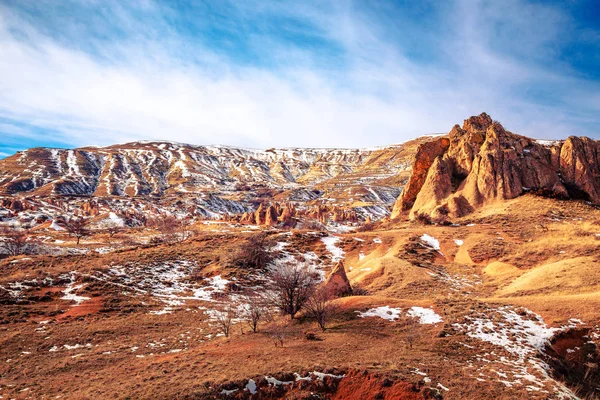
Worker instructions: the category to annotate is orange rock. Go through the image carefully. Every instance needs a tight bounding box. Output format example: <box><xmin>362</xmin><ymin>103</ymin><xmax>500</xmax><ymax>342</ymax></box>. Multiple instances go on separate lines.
<box><xmin>323</xmin><ymin>260</ymin><xmax>352</xmax><ymax>297</ymax></box>
<box><xmin>391</xmin><ymin>137</ymin><xmax>450</xmax><ymax>219</ymax></box>
<box><xmin>264</xmin><ymin>204</ymin><xmax>278</xmax><ymax>226</ymax></box>
<box><xmin>392</xmin><ymin>112</ymin><xmax>600</xmax><ymax>220</ymax></box>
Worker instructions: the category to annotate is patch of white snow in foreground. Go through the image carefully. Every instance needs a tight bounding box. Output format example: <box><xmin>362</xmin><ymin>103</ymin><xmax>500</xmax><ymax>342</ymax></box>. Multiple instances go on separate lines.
<box><xmin>407</xmin><ymin>307</ymin><xmax>443</xmax><ymax>324</ymax></box>
<box><xmin>358</xmin><ymin>306</ymin><xmax>442</xmax><ymax>324</ymax></box>
<box><xmin>454</xmin><ymin>239</ymin><xmax>464</xmax><ymax>246</ymax></box>
<box><xmin>453</xmin><ymin>307</ymin><xmax>558</xmax><ymax>357</ymax></box>
<box><xmin>452</xmin><ymin>306</ymin><xmax>580</xmax><ymax>398</ymax></box>
<box><xmin>357</xmin><ymin>306</ymin><xmax>402</xmax><ymax>321</ymax></box>
<box><xmin>245</xmin><ymin>379</ymin><xmax>257</xmax><ymax>394</ymax></box>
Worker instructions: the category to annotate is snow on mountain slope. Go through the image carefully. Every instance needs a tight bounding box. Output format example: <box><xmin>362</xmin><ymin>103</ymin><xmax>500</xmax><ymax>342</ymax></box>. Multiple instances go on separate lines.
<box><xmin>0</xmin><ymin>136</ymin><xmax>438</xmax><ymax>224</ymax></box>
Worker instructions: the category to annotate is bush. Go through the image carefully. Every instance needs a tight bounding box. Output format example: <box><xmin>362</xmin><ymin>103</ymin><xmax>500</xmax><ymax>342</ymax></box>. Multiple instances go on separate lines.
<box><xmin>349</xmin><ymin>283</ymin><xmax>368</xmax><ymax>296</ymax></box>
<box><xmin>302</xmin><ymin>219</ymin><xmax>326</xmax><ymax>232</ymax></box>
<box><xmin>357</xmin><ymin>222</ymin><xmax>375</xmax><ymax>232</ymax></box>
<box><xmin>270</xmin><ymin>322</ymin><xmax>287</xmax><ymax>347</ymax></box>
<box><xmin>414</xmin><ymin>213</ymin><xmax>432</xmax><ymax>225</ymax></box>
<box><xmin>304</xmin><ymin>288</ymin><xmax>337</xmax><ymax>331</ymax></box>
<box><xmin>266</xmin><ymin>260</ymin><xmax>319</xmax><ymax>319</ymax></box>
<box><xmin>0</xmin><ymin>227</ymin><xmax>28</xmax><ymax>255</ymax></box>
<box><xmin>231</xmin><ymin>232</ymin><xmax>272</xmax><ymax>269</ymax></box>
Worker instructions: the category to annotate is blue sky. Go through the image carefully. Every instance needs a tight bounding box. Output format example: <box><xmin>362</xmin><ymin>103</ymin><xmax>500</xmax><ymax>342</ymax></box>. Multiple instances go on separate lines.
<box><xmin>0</xmin><ymin>0</ymin><xmax>599</xmax><ymax>158</ymax></box>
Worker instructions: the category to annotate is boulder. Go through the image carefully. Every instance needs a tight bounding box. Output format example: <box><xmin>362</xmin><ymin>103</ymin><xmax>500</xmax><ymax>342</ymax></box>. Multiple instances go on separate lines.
<box><xmin>323</xmin><ymin>260</ymin><xmax>352</xmax><ymax>297</ymax></box>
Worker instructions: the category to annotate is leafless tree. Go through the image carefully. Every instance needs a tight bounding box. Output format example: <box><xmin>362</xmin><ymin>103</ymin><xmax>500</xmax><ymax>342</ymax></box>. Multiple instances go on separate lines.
<box><xmin>0</xmin><ymin>226</ymin><xmax>28</xmax><ymax>256</ymax></box>
<box><xmin>66</xmin><ymin>218</ymin><xmax>90</xmax><ymax>245</ymax></box>
<box><xmin>213</xmin><ymin>301</ymin><xmax>239</xmax><ymax>338</ymax></box>
<box><xmin>399</xmin><ymin>316</ymin><xmax>421</xmax><ymax>349</ymax></box>
<box><xmin>152</xmin><ymin>215</ymin><xmax>192</xmax><ymax>243</ymax></box>
<box><xmin>233</xmin><ymin>232</ymin><xmax>272</xmax><ymax>269</ymax></box>
<box><xmin>102</xmin><ymin>222</ymin><xmax>123</xmax><ymax>245</ymax></box>
<box><xmin>267</xmin><ymin>260</ymin><xmax>319</xmax><ymax>319</ymax></box>
<box><xmin>270</xmin><ymin>321</ymin><xmax>287</xmax><ymax>347</ymax></box>
<box><xmin>305</xmin><ymin>288</ymin><xmax>337</xmax><ymax>331</ymax></box>
<box><xmin>242</xmin><ymin>292</ymin><xmax>270</xmax><ymax>333</ymax></box>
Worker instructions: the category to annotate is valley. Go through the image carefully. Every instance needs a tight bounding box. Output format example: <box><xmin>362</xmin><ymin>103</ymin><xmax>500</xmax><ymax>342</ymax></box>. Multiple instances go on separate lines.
<box><xmin>1</xmin><ymin>114</ymin><xmax>599</xmax><ymax>399</ymax></box>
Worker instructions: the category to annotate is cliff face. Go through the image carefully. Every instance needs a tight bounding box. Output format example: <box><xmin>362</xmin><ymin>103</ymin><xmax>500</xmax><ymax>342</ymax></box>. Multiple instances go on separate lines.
<box><xmin>392</xmin><ymin>113</ymin><xmax>600</xmax><ymax>220</ymax></box>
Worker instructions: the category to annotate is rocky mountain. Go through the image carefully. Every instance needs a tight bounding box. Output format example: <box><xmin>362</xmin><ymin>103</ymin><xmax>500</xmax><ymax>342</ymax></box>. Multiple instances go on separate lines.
<box><xmin>0</xmin><ymin>138</ymin><xmax>434</xmax><ymax>227</ymax></box>
<box><xmin>4</xmin><ymin>112</ymin><xmax>599</xmax><ymax>229</ymax></box>
<box><xmin>392</xmin><ymin>113</ymin><xmax>600</xmax><ymax>220</ymax></box>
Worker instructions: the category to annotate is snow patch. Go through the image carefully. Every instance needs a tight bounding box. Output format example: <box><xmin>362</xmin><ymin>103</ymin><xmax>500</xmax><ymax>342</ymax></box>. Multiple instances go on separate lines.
<box><xmin>420</xmin><ymin>234</ymin><xmax>441</xmax><ymax>252</ymax></box>
<box><xmin>357</xmin><ymin>306</ymin><xmax>401</xmax><ymax>321</ymax></box>
<box><xmin>407</xmin><ymin>307</ymin><xmax>443</xmax><ymax>324</ymax></box>
<box><xmin>321</xmin><ymin>235</ymin><xmax>345</xmax><ymax>262</ymax></box>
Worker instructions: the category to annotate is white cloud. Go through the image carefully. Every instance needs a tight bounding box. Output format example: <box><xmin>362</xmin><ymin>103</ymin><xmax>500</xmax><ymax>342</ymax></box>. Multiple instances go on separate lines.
<box><xmin>0</xmin><ymin>0</ymin><xmax>598</xmax><ymax>151</ymax></box>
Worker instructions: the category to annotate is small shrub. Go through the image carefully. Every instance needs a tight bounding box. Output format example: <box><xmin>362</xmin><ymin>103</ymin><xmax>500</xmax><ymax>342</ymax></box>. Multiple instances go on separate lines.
<box><xmin>270</xmin><ymin>322</ymin><xmax>287</xmax><ymax>347</ymax></box>
<box><xmin>357</xmin><ymin>222</ymin><xmax>375</xmax><ymax>232</ymax></box>
<box><xmin>349</xmin><ymin>283</ymin><xmax>369</xmax><ymax>296</ymax></box>
<box><xmin>304</xmin><ymin>288</ymin><xmax>337</xmax><ymax>331</ymax></box>
<box><xmin>230</xmin><ymin>232</ymin><xmax>272</xmax><ymax>269</ymax></box>
<box><xmin>414</xmin><ymin>213</ymin><xmax>432</xmax><ymax>225</ymax></box>
<box><xmin>302</xmin><ymin>219</ymin><xmax>326</xmax><ymax>232</ymax></box>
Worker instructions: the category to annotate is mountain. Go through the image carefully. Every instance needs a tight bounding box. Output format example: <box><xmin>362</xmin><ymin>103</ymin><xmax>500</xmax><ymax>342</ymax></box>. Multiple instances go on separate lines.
<box><xmin>392</xmin><ymin>113</ymin><xmax>600</xmax><ymax>221</ymax></box>
<box><xmin>0</xmin><ymin>138</ymin><xmax>436</xmax><ymax>226</ymax></box>
<box><xmin>3</xmin><ymin>114</ymin><xmax>600</xmax><ymax>399</ymax></box>
<box><xmin>3</xmin><ymin>113</ymin><xmax>600</xmax><ymax>228</ymax></box>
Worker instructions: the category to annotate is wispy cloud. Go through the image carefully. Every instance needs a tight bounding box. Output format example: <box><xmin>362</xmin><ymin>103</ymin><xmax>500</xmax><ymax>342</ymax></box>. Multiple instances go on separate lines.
<box><xmin>0</xmin><ymin>0</ymin><xmax>598</xmax><ymax>153</ymax></box>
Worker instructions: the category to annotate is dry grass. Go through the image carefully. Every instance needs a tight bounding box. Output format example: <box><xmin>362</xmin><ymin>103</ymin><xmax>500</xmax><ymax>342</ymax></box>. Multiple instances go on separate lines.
<box><xmin>2</xmin><ymin>194</ymin><xmax>600</xmax><ymax>398</ymax></box>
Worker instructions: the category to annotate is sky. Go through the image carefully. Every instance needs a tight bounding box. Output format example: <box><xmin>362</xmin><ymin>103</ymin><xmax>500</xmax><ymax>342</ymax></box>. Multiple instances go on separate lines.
<box><xmin>0</xmin><ymin>0</ymin><xmax>599</xmax><ymax>158</ymax></box>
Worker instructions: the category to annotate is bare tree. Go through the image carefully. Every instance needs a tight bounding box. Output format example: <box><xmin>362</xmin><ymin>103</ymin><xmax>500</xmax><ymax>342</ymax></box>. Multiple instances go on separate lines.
<box><xmin>175</xmin><ymin>218</ymin><xmax>193</xmax><ymax>242</ymax></box>
<box><xmin>104</xmin><ymin>223</ymin><xmax>123</xmax><ymax>245</ymax></box>
<box><xmin>399</xmin><ymin>316</ymin><xmax>421</xmax><ymax>349</ymax></box>
<box><xmin>66</xmin><ymin>218</ymin><xmax>90</xmax><ymax>245</ymax></box>
<box><xmin>153</xmin><ymin>215</ymin><xmax>192</xmax><ymax>243</ymax></box>
<box><xmin>270</xmin><ymin>321</ymin><xmax>287</xmax><ymax>347</ymax></box>
<box><xmin>213</xmin><ymin>301</ymin><xmax>239</xmax><ymax>338</ymax></box>
<box><xmin>233</xmin><ymin>232</ymin><xmax>272</xmax><ymax>269</ymax></box>
<box><xmin>305</xmin><ymin>288</ymin><xmax>337</xmax><ymax>331</ymax></box>
<box><xmin>267</xmin><ymin>260</ymin><xmax>319</xmax><ymax>319</ymax></box>
<box><xmin>242</xmin><ymin>292</ymin><xmax>270</xmax><ymax>333</ymax></box>
<box><xmin>0</xmin><ymin>226</ymin><xmax>28</xmax><ymax>256</ymax></box>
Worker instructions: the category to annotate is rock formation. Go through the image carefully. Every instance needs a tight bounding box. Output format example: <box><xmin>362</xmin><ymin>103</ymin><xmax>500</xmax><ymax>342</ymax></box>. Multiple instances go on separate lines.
<box><xmin>323</xmin><ymin>260</ymin><xmax>352</xmax><ymax>297</ymax></box>
<box><xmin>392</xmin><ymin>113</ymin><xmax>600</xmax><ymax>220</ymax></box>
<box><xmin>231</xmin><ymin>201</ymin><xmax>360</xmax><ymax>227</ymax></box>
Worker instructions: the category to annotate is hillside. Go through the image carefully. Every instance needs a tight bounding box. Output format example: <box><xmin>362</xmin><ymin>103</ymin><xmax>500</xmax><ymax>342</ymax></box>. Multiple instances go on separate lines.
<box><xmin>0</xmin><ymin>138</ymin><xmax>436</xmax><ymax>228</ymax></box>
<box><xmin>1</xmin><ymin>114</ymin><xmax>600</xmax><ymax>399</ymax></box>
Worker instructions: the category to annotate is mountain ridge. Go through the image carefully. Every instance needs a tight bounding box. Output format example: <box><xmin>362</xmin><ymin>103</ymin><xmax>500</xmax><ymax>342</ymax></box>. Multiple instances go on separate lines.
<box><xmin>392</xmin><ymin>113</ymin><xmax>600</xmax><ymax>221</ymax></box>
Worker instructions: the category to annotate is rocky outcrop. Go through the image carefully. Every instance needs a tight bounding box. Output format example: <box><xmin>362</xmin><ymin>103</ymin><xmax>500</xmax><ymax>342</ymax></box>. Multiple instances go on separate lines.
<box><xmin>323</xmin><ymin>260</ymin><xmax>352</xmax><ymax>297</ymax></box>
<box><xmin>231</xmin><ymin>202</ymin><xmax>360</xmax><ymax>227</ymax></box>
<box><xmin>81</xmin><ymin>200</ymin><xmax>100</xmax><ymax>216</ymax></box>
<box><xmin>264</xmin><ymin>205</ymin><xmax>278</xmax><ymax>226</ymax></box>
<box><xmin>393</xmin><ymin>113</ymin><xmax>600</xmax><ymax>220</ymax></box>
<box><xmin>390</xmin><ymin>137</ymin><xmax>449</xmax><ymax>218</ymax></box>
